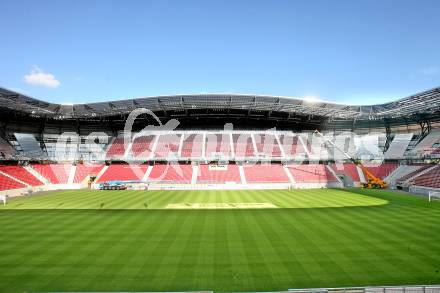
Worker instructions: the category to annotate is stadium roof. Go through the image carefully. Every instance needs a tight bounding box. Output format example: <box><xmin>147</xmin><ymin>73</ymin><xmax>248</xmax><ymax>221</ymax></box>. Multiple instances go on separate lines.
<box><xmin>1</xmin><ymin>86</ymin><xmax>439</xmax><ymax>121</ymax></box>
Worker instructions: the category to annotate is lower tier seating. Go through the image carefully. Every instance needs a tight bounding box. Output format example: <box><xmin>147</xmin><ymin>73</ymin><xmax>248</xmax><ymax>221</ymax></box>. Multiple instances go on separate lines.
<box><xmin>0</xmin><ymin>165</ymin><xmax>43</xmax><ymax>186</ymax></box>
<box><xmin>31</xmin><ymin>164</ymin><xmax>71</xmax><ymax>184</ymax></box>
<box><xmin>288</xmin><ymin>164</ymin><xmax>338</xmax><ymax>183</ymax></box>
<box><xmin>331</xmin><ymin>163</ymin><xmax>360</xmax><ymax>182</ymax></box>
<box><xmin>197</xmin><ymin>164</ymin><xmax>241</xmax><ymax>183</ymax></box>
<box><xmin>363</xmin><ymin>163</ymin><xmax>398</xmax><ymax>179</ymax></box>
<box><xmin>0</xmin><ymin>174</ymin><xmax>25</xmax><ymax>190</ymax></box>
<box><xmin>148</xmin><ymin>164</ymin><xmax>193</xmax><ymax>182</ymax></box>
<box><xmin>74</xmin><ymin>164</ymin><xmax>104</xmax><ymax>183</ymax></box>
<box><xmin>96</xmin><ymin>164</ymin><xmax>148</xmax><ymax>183</ymax></box>
<box><xmin>243</xmin><ymin>164</ymin><xmax>290</xmax><ymax>183</ymax></box>
<box><xmin>413</xmin><ymin>165</ymin><xmax>440</xmax><ymax>188</ymax></box>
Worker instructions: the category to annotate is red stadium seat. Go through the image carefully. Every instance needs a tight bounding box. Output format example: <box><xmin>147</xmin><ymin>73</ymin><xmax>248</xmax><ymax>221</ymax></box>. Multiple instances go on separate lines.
<box><xmin>31</xmin><ymin>164</ymin><xmax>71</xmax><ymax>184</ymax></box>
<box><xmin>197</xmin><ymin>164</ymin><xmax>241</xmax><ymax>183</ymax></box>
<box><xmin>331</xmin><ymin>163</ymin><xmax>361</xmax><ymax>182</ymax></box>
<box><xmin>74</xmin><ymin>164</ymin><xmax>104</xmax><ymax>183</ymax></box>
<box><xmin>254</xmin><ymin>134</ymin><xmax>283</xmax><ymax>157</ymax></box>
<box><xmin>362</xmin><ymin>163</ymin><xmax>398</xmax><ymax>179</ymax></box>
<box><xmin>106</xmin><ymin>136</ymin><xmax>127</xmax><ymax>159</ymax></box>
<box><xmin>233</xmin><ymin>134</ymin><xmax>255</xmax><ymax>157</ymax></box>
<box><xmin>0</xmin><ymin>173</ymin><xmax>25</xmax><ymax>191</ymax></box>
<box><xmin>148</xmin><ymin>164</ymin><xmax>193</xmax><ymax>182</ymax></box>
<box><xmin>243</xmin><ymin>164</ymin><xmax>290</xmax><ymax>183</ymax></box>
<box><xmin>154</xmin><ymin>134</ymin><xmax>181</xmax><ymax>158</ymax></box>
<box><xmin>278</xmin><ymin>135</ymin><xmax>309</xmax><ymax>158</ymax></box>
<box><xmin>412</xmin><ymin>165</ymin><xmax>440</xmax><ymax>188</ymax></box>
<box><xmin>205</xmin><ymin>133</ymin><xmax>232</xmax><ymax>158</ymax></box>
<box><xmin>288</xmin><ymin>164</ymin><xmax>338</xmax><ymax>183</ymax></box>
<box><xmin>181</xmin><ymin>134</ymin><xmax>203</xmax><ymax>158</ymax></box>
<box><xmin>131</xmin><ymin>135</ymin><xmax>156</xmax><ymax>158</ymax></box>
<box><xmin>0</xmin><ymin>165</ymin><xmax>43</xmax><ymax>186</ymax></box>
<box><xmin>96</xmin><ymin>164</ymin><xmax>148</xmax><ymax>183</ymax></box>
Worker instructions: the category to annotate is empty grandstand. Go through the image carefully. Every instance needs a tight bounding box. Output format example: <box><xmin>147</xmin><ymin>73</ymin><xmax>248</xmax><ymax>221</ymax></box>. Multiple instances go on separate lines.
<box><xmin>0</xmin><ymin>87</ymin><xmax>440</xmax><ymax>195</ymax></box>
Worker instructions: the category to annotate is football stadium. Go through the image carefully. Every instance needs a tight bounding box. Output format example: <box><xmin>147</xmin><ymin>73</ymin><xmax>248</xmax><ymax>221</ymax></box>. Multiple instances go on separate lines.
<box><xmin>1</xmin><ymin>86</ymin><xmax>440</xmax><ymax>292</ymax></box>
<box><xmin>1</xmin><ymin>1</ymin><xmax>440</xmax><ymax>293</ymax></box>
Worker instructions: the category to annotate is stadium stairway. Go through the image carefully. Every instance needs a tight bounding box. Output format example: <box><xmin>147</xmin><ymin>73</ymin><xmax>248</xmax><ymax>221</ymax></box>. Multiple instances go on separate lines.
<box><xmin>24</xmin><ymin>165</ymin><xmax>50</xmax><ymax>185</ymax></box>
<box><xmin>73</xmin><ymin>164</ymin><xmax>105</xmax><ymax>184</ymax></box>
<box><xmin>94</xmin><ymin>165</ymin><xmax>109</xmax><ymax>183</ymax></box>
<box><xmin>0</xmin><ymin>172</ymin><xmax>26</xmax><ymax>191</ymax></box>
<box><xmin>0</xmin><ymin>165</ymin><xmax>44</xmax><ymax>186</ymax></box>
<box><xmin>283</xmin><ymin>165</ymin><xmax>296</xmax><ymax>184</ymax></box>
<box><xmin>142</xmin><ymin>165</ymin><xmax>153</xmax><ymax>181</ymax></box>
<box><xmin>326</xmin><ymin>165</ymin><xmax>344</xmax><ymax>185</ymax></box>
<box><xmin>238</xmin><ymin>165</ymin><xmax>246</xmax><ymax>184</ymax></box>
<box><xmin>68</xmin><ymin>165</ymin><xmax>76</xmax><ymax>184</ymax></box>
<box><xmin>31</xmin><ymin>164</ymin><xmax>72</xmax><ymax>184</ymax></box>
<box><xmin>191</xmin><ymin>165</ymin><xmax>198</xmax><ymax>184</ymax></box>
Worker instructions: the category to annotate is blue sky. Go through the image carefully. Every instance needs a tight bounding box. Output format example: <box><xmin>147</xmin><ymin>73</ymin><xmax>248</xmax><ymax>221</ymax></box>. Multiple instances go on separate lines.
<box><xmin>0</xmin><ymin>0</ymin><xmax>439</xmax><ymax>105</ymax></box>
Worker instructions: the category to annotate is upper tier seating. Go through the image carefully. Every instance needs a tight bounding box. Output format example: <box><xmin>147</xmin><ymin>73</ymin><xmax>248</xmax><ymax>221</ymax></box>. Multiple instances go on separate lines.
<box><xmin>74</xmin><ymin>164</ymin><xmax>104</xmax><ymax>183</ymax></box>
<box><xmin>411</xmin><ymin>129</ymin><xmax>440</xmax><ymax>154</ymax></box>
<box><xmin>331</xmin><ymin>163</ymin><xmax>361</xmax><ymax>182</ymax></box>
<box><xmin>363</xmin><ymin>163</ymin><xmax>398</xmax><ymax>179</ymax></box>
<box><xmin>233</xmin><ymin>134</ymin><xmax>255</xmax><ymax>157</ymax></box>
<box><xmin>0</xmin><ymin>137</ymin><xmax>16</xmax><ymax>159</ymax></box>
<box><xmin>254</xmin><ymin>134</ymin><xmax>282</xmax><ymax>157</ymax></box>
<box><xmin>131</xmin><ymin>135</ymin><xmax>156</xmax><ymax>158</ymax></box>
<box><xmin>148</xmin><ymin>164</ymin><xmax>193</xmax><ymax>182</ymax></box>
<box><xmin>106</xmin><ymin>136</ymin><xmax>127</xmax><ymax>159</ymax></box>
<box><xmin>0</xmin><ymin>165</ymin><xmax>43</xmax><ymax>186</ymax></box>
<box><xmin>205</xmin><ymin>133</ymin><xmax>232</xmax><ymax>158</ymax></box>
<box><xmin>154</xmin><ymin>134</ymin><xmax>181</xmax><ymax>158</ymax></box>
<box><xmin>96</xmin><ymin>164</ymin><xmax>148</xmax><ymax>183</ymax></box>
<box><xmin>31</xmin><ymin>164</ymin><xmax>71</xmax><ymax>184</ymax></box>
<box><xmin>384</xmin><ymin>133</ymin><xmax>414</xmax><ymax>159</ymax></box>
<box><xmin>278</xmin><ymin>135</ymin><xmax>308</xmax><ymax>158</ymax></box>
<box><xmin>288</xmin><ymin>164</ymin><xmax>338</xmax><ymax>183</ymax></box>
<box><xmin>243</xmin><ymin>164</ymin><xmax>290</xmax><ymax>183</ymax></box>
<box><xmin>0</xmin><ymin>173</ymin><xmax>25</xmax><ymax>191</ymax></box>
<box><xmin>14</xmin><ymin>133</ymin><xmax>45</xmax><ymax>158</ymax></box>
<box><xmin>412</xmin><ymin>165</ymin><xmax>440</xmax><ymax>188</ymax></box>
<box><xmin>181</xmin><ymin>134</ymin><xmax>203</xmax><ymax>158</ymax></box>
<box><xmin>197</xmin><ymin>164</ymin><xmax>241</xmax><ymax>183</ymax></box>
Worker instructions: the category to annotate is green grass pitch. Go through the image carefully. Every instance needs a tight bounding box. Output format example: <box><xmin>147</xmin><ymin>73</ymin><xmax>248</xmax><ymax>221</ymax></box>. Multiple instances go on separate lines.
<box><xmin>0</xmin><ymin>188</ymin><xmax>439</xmax><ymax>292</ymax></box>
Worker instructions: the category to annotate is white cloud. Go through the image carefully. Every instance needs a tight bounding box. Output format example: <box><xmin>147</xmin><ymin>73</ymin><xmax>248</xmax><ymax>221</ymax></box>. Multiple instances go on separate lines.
<box><xmin>418</xmin><ymin>66</ymin><xmax>439</xmax><ymax>76</ymax></box>
<box><xmin>24</xmin><ymin>66</ymin><xmax>60</xmax><ymax>88</ymax></box>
